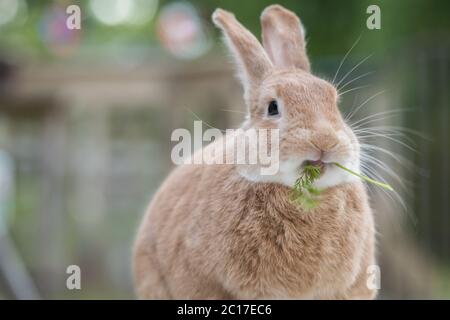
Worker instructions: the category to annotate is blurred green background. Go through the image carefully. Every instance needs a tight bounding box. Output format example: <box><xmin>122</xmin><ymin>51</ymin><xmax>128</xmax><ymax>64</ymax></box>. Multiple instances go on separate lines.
<box><xmin>0</xmin><ymin>0</ymin><xmax>449</xmax><ymax>299</ymax></box>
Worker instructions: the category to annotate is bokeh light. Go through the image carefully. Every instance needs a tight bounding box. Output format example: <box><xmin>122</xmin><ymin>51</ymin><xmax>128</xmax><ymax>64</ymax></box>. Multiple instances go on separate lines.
<box><xmin>90</xmin><ymin>0</ymin><xmax>133</xmax><ymax>26</ymax></box>
<box><xmin>39</xmin><ymin>5</ymin><xmax>81</xmax><ymax>58</ymax></box>
<box><xmin>0</xmin><ymin>0</ymin><xmax>23</xmax><ymax>26</ymax></box>
<box><xmin>126</xmin><ymin>0</ymin><xmax>158</xmax><ymax>26</ymax></box>
<box><xmin>89</xmin><ymin>0</ymin><xmax>158</xmax><ymax>26</ymax></box>
<box><xmin>156</xmin><ymin>2</ymin><xmax>211</xmax><ymax>60</ymax></box>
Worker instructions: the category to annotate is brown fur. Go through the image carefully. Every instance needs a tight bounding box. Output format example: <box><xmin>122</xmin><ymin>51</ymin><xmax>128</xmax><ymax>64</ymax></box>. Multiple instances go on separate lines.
<box><xmin>133</xmin><ymin>5</ymin><xmax>376</xmax><ymax>299</ymax></box>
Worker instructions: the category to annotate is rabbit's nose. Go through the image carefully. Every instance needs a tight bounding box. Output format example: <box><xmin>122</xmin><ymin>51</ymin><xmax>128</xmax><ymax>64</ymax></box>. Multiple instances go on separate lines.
<box><xmin>310</xmin><ymin>132</ymin><xmax>339</xmax><ymax>153</ymax></box>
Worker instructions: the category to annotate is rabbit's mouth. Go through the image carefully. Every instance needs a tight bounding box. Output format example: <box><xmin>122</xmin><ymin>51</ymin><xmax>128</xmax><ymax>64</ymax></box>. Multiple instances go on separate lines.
<box><xmin>302</xmin><ymin>160</ymin><xmax>326</xmax><ymax>175</ymax></box>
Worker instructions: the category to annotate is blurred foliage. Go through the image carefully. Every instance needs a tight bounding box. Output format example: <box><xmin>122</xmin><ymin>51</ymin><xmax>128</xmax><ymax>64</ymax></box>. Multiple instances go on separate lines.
<box><xmin>1</xmin><ymin>0</ymin><xmax>449</xmax><ymax>61</ymax></box>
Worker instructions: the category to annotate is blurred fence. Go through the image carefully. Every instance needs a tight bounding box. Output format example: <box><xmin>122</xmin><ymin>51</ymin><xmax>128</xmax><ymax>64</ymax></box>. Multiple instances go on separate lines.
<box><xmin>0</xmin><ymin>54</ymin><xmax>241</xmax><ymax>298</ymax></box>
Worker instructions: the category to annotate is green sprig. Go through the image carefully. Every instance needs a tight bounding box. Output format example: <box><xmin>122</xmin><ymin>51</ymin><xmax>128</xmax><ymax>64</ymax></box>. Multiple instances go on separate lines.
<box><xmin>290</xmin><ymin>164</ymin><xmax>322</xmax><ymax>210</ymax></box>
<box><xmin>290</xmin><ymin>162</ymin><xmax>394</xmax><ymax>210</ymax></box>
<box><xmin>333</xmin><ymin>162</ymin><xmax>393</xmax><ymax>191</ymax></box>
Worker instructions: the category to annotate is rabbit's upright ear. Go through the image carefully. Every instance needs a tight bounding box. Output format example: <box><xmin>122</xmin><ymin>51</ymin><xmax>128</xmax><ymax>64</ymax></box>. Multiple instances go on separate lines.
<box><xmin>261</xmin><ymin>5</ymin><xmax>310</xmax><ymax>72</ymax></box>
<box><xmin>213</xmin><ymin>9</ymin><xmax>273</xmax><ymax>98</ymax></box>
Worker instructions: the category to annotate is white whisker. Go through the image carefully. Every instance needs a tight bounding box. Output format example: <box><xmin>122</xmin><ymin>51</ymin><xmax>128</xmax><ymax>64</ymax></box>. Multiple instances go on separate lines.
<box><xmin>355</xmin><ymin>128</ymin><xmax>418</xmax><ymax>147</ymax></box>
<box><xmin>350</xmin><ymin>108</ymin><xmax>412</xmax><ymax>129</ymax></box>
<box><xmin>345</xmin><ymin>90</ymin><xmax>385</xmax><ymax>121</ymax></box>
<box><xmin>358</xmin><ymin>134</ymin><xmax>417</xmax><ymax>152</ymax></box>
<box><xmin>338</xmin><ymin>70</ymin><xmax>375</xmax><ymax>92</ymax></box>
<box><xmin>335</xmin><ymin>54</ymin><xmax>373</xmax><ymax>88</ymax></box>
<box><xmin>220</xmin><ymin>109</ymin><xmax>246</xmax><ymax>114</ymax></box>
<box><xmin>360</xmin><ymin>154</ymin><xmax>405</xmax><ymax>187</ymax></box>
<box><xmin>358</xmin><ymin>125</ymin><xmax>431</xmax><ymax>140</ymax></box>
<box><xmin>185</xmin><ymin>107</ymin><xmax>227</xmax><ymax>133</ymax></box>
<box><xmin>332</xmin><ymin>33</ymin><xmax>363</xmax><ymax>84</ymax></box>
<box><xmin>359</xmin><ymin>162</ymin><xmax>407</xmax><ymax>212</ymax></box>
<box><xmin>338</xmin><ymin>85</ymin><xmax>370</xmax><ymax>97</ymax></box>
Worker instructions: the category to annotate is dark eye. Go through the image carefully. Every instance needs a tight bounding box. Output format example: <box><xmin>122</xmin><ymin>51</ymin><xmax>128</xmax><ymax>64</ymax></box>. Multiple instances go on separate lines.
<box><xmin>268</xmin><ymin>100</ymin><xmax>279</xmax><ymax>116</ymax></box>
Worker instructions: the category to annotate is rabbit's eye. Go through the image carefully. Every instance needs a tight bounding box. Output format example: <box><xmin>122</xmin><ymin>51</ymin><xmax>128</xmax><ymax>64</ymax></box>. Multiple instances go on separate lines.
<box><xmin>268</xmin><ymin>100</ymin><xmax>279</xmax><ymax>116</ymax></box>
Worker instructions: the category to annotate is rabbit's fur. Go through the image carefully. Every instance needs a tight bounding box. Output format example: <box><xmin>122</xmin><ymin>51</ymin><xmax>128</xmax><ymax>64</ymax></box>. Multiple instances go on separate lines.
<box><xmin>133</xmin><ymin>5</ymin><xmax>377</xmax><ymax>299</ymax></box>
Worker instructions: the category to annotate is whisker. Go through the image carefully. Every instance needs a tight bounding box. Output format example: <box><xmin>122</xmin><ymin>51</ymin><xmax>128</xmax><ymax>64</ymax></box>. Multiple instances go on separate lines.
<box><xmin>350</xmin><ymin>108</ymin><xmax>412</xmax><ymax>129</ymax></box>
<box><xmin>354</xmin><ymin>126</ymin><xmax>417</xmax><ymax>138</ymax></box>
<box><xmin>359</xmin><ymin>163</ymin><xmax>408</xmax><ymax>211</ymax></box>
<box><xmin>357</xmin><ymin>125</ymin><xmax>431</xmax><ymax>140</ymax></box>
<box><xmin>345</xmin><ymin>90</ymin><xmax>385</xmax><ymax>121</ymax></box>
<box><xmin>185</xmin><ymin>107</ymin><xmax>227</xmax><ymax>133</ymax></box>
<box><xmin>358</xmin><ymin>134</ymin><xmax>417</xmax><ymax>152</ymax></box>
<box><xmin>335</xmin><ymin>53</ymin><xmax>373</xmax><ymax>88</ymax></box>
<box><xmin>360</xmin><ymin>144</ymin><xmax>413</xmax><ymax>166</ymax></box>
<box><xmin>350</xmin><ymin>108</ymin><xmax>407</xmax><ymax>127</ymax></box>
<box><xmin>332</xmin><ymin>33</ymin><xmax>363</xmax><ymax>84</ymax></box>
<box><xmin>361</xmin><ymin>162</ymin><xmax>416</xmax><ymax>223</ymax></box>
<box><xmin>357</xmin><ymin>133</ymin><xmax>416</xmax><ymax>147</ymax></box>
<box><xmin>361</xmin><ymin>145</ymin><xmax>403</xmax><ymax>164</ymax></box>
<box><xmin>352</xmin><ymin>115</ymin><xmax>408</xmax><ymax>131</ymax></box>
<box><xmin>355</xmin><ymin>128</ymin><xmax>418</xmax><ymax>147</ymax></box>
<box><xmin>338</xmin><ymin>70</ymin><xmax>375</xmax><ymax>92</ymax></box>
<box><xmin>360</xmin><ymin>154</ymin><xmax>405</xmax><ymax>187</ymax></box>
<box><xmin>338</xmin><ymin>85</ymin><xmax>371</xmax><ymax>97</ymax></box>
<box><xmin>220</xmin><ymin>109</ymin><xmax>247</xmax><ymax>114</ymax></box>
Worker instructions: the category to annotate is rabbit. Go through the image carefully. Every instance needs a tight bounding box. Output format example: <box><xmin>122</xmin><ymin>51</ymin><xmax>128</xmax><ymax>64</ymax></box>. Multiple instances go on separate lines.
<box><xmin>133</xmin><ymin>4</ymin><xmax>377</xmax><ymax>300</ymax></box>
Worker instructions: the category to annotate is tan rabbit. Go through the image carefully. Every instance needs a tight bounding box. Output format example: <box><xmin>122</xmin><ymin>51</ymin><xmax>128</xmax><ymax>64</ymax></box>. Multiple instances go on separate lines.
<box><xmin>133</xmin><ymin>5</ymin><xmax>377</xmax><ymax>299</ymax></box>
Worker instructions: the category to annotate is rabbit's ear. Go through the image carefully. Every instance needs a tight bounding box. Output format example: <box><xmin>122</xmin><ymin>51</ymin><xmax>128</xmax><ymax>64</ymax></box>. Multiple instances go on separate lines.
<box><xmin>213</xmin><ymin>9</ymin><xmax>273</xmax><ymax>97</ymax></box>
<box><xmin>261</xmin><ymin>5</ymin><xmax>310</xmax><ymax>72</ymax></box>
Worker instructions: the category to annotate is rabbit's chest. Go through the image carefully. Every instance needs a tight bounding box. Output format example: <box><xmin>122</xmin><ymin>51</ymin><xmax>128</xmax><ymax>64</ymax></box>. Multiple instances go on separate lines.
<box><xmin>224</xmin><ymin>198</ymin><xmax>369</xmax><ymax>298</ymax></box>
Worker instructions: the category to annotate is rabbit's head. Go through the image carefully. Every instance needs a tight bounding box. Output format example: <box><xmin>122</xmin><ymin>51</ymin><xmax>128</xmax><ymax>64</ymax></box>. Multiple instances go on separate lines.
<box><xmin>213</xmin><ymin>5</ymin><xmax>360</xmax><ymax>189</ymax></box>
